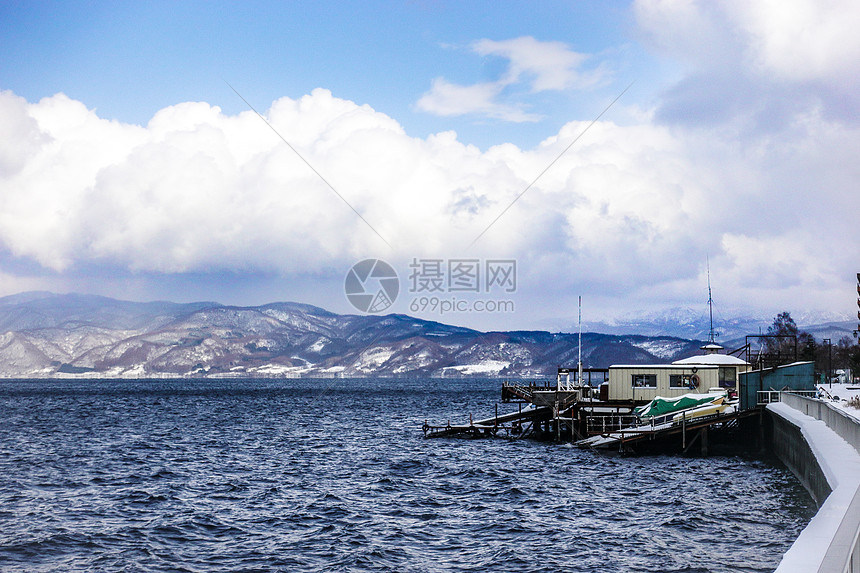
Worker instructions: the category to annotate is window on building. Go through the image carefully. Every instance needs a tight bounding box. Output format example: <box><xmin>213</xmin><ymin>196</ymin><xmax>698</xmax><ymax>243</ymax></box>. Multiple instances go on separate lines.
<box><xmin>632</xmin><ymin>374</ymin><xmax>657</xmax><ymax>387</ymax></box>
<box><xmin>670</xmin><ymin>374</ymin><xmax>695</xmax><ymax>388</ymax></box>
<box><xmin>719</xmin><ymin>367</ymin><xmax>737</xmax><ymax>387</ymax></box>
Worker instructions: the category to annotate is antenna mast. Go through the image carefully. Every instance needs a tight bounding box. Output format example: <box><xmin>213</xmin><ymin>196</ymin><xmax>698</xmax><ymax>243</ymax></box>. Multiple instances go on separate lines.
<box><xmin>707</xmin><ymin>258</ymin><xmax>715</xmax><ymax>343</ymax></box>
<box><xmin>578</xmin><ymin>296</ymin><xmax>583</xmax><ymax>386</ymax></box>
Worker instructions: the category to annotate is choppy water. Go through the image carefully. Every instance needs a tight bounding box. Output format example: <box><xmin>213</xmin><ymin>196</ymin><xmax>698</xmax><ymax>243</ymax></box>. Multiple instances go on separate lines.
<box><xmin>0</xmin><ymin>378</ymin><xmax>815</xmax><ymax>572</ymax></box>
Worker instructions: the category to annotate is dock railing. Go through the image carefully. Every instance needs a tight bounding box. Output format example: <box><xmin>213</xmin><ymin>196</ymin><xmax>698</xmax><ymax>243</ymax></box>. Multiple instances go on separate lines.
<box><xmin>757</xmin><ymin>389</ymin><xmax>818</xmax><ymax>405</ymax></box>
<box><xmin>501</xmin><ymin>381</ymin><xmax>556</xmax><ymax>402</ymax></box>
<box><xmin>585</xmin><ymin>411</ymin><xmax>692</xmax><ymax>435</ymax></box>
<box><xmin>586</xmin><ymin>414</ymin><xmax>639</xmax><ymax>435</ymax></box>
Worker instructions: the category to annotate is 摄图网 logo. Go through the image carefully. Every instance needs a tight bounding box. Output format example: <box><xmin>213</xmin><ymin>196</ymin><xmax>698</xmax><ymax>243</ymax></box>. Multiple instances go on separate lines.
<box><xmin>344</xmin><ymin>259</ymin><xmax>399</xmax><ymax>313</ymax></box>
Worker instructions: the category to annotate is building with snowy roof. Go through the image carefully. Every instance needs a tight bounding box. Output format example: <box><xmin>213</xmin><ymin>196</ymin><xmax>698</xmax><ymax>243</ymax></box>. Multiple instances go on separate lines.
<box><xmin>606</xmin><ymin>342</ymin><xmax>750</xmax><ymax>403</ymax></box>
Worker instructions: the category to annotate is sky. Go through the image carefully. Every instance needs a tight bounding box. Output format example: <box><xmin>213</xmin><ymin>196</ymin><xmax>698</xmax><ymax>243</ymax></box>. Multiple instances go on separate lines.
<box><xmin>1</xmin><ymin>0</ymin><xmax>859</xmax><ymax>332</ymax></box>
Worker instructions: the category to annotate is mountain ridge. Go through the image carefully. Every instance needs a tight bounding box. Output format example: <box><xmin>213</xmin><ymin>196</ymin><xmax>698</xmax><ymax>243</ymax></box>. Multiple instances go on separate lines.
<box><xmin>582</xmin><ymin>305</ymin><xmax>854</xmax><ymax>342</ymax></box>
<box><xmin>0</xmin><ymin>292</ymin><xmax>845</xmax><ymax>379</ymax></box>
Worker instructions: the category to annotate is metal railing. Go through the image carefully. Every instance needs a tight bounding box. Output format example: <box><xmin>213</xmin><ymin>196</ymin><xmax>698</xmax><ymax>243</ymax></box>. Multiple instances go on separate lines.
<box><xmin>585</xmin><ymin>411</ymin><xmax>685</xmax><ymax>435</ymax></box>
<box><xmin>586</xmin><ymin>415</ymin><xmax>639</xmax><ymax>434</ymax></box>
<box><xmin>770</xmin><ymin>392</ymin><xmax>860</xmax><ymax>573</ymax></box>
<box><xmin>502</xmin><ymin>381</ymin><xmax>557</xmax><ymax>401</ymax></box>
<box><xmin>757</xmin><ymin>389</ymin><xmax>818</xmax><ymax>405</ymax></box>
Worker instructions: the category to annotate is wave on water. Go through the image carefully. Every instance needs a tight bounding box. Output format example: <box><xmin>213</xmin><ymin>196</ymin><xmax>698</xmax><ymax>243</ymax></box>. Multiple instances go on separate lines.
<box><xmin>0</xmin><ymin>378</ymin><xmax>815</xmax><ymax>572</ymax></box>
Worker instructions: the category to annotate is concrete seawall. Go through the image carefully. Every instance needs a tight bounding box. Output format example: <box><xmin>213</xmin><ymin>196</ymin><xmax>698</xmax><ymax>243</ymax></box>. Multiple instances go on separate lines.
<box><xmin>767</xmin><ymin>395</ymin><xmax>860</xmax><ymax>573</ymax></box>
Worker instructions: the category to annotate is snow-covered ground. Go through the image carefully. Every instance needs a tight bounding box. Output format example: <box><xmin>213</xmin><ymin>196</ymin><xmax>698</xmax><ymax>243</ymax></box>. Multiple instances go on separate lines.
<box><xmin>816</xmin><ymin>383</ymin><xmax>860</xmax><ymax>423</ymax></box>
<box><xmin>440</xmin><ymin>361</ymin><xmax>511</xmax><ymax>376</ymax></box>
<box><xmin>629</xmin><ymin>339</ymin><xmax>686</xmax><ymax>360</ymax></box>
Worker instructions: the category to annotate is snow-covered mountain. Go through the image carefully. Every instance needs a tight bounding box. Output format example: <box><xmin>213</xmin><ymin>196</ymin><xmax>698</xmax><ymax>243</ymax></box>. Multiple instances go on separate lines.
<box><xmin>583</xmin><ymin>306</ymin><xmax>854</xmax><ymax>343</ymax></box>
<box><xmin>0</xmin><ymin>292</ymin><xmax>712</xmax><ymax>379</ymax></box>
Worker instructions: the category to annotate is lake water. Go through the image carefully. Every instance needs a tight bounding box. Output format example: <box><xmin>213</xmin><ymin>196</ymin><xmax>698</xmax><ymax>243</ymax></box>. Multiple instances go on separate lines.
<box><xmin>0</xmin><ymin>378</ymin><xmax>815</xmax><ymax>572</ymax></box>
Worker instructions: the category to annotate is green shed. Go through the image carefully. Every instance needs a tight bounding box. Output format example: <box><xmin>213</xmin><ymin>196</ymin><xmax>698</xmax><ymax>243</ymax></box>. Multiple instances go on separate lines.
<box><xmin>738</xmin><ymin>361</ymin><xmax>815</xmax><ymax>410</ymax></box>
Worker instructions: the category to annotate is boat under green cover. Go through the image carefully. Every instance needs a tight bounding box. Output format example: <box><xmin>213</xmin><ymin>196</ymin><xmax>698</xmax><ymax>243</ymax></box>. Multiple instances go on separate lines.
<box><xmin>635</xmin><ymin>393</ymin><xmax>723</xmax><ymax>419</ymax></box>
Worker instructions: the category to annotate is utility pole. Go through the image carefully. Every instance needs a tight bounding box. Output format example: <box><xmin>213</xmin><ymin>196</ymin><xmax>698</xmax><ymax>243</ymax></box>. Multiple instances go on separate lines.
<box><xmin>578</xmin><ymin>295</ymin><xmax>583</xmax><ymax>390</ymax></box>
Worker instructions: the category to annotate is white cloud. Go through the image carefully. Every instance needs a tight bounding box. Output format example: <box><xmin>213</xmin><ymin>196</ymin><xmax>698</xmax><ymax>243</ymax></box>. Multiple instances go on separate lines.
<box><xmin>473</xmin><ymin>36</ymin><xmax>604</xmax><ymax>92</ymax></box>
<box><xmin>416</xmin><ymin>36</ymin><xmax>607</xmax><ymax>121</ymax></box>
<box><xmin>731</xmin><ymin>0</ymin><xmax>860</xmax><ymax>83</ymax></box>
<box><xmin>1</xmin><ymin>58</ymin><xmax>858</xmax><ymax>326</ymax></box>
<box><xmin>415</xmin><ymin>78</ymin><xmax>540</xmax><ymax>122</ymax></box>
<box><xmin>634</xmin><ymin>0</ymin><xmax>860</xmax><ymax>126</ymax></box>
<box><xmin>621</xmin><ymin>0</ymin><xmax>860</xmax><ymax>321</ymax></box>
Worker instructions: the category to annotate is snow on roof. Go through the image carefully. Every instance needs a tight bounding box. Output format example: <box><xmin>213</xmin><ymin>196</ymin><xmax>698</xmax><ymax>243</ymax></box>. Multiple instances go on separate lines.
<box><xmin>672</xmin><ymin>353</ymin><xmax>748</xmax><ymax>366</ymax></box>
<box><xmin>609</xmin><ymin>364</ymin><xmax>718</xmax><ymax>369</ymax></box>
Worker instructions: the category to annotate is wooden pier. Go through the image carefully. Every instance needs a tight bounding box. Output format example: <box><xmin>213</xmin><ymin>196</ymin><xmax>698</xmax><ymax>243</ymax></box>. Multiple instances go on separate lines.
<box><xmin>575</xmin><ymin>408</ymin><xmax>762</xmax><ymax>454</ymax></box>
<box><xmin>424</xmin><ymin>379</ymin><xmax>767</xmax><ymax>454</ymax></box>
<box><xmin>422</xmin><ymin>405</ymin><xmax>554</xmax><ymax>439</ymax></box>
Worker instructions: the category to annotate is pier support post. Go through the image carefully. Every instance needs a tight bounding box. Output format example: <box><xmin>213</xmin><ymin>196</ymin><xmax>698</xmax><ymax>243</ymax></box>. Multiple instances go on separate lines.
<box><xmin>682</xmin><ymin>414</ymin><xmax>686</xmax><ymax>449</ymax></box>
<box><xmin>701</xmin><ymin>427</ymin><xmax>709</xmax><ymax>456</ymax></box>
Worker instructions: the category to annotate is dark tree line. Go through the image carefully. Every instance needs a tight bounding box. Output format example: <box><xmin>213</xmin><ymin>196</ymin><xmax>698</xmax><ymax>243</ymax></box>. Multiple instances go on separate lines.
<box><xmin>765</xmin><ymin>311</ymin><xmax>860</xmax><ymax>377</ymax></box>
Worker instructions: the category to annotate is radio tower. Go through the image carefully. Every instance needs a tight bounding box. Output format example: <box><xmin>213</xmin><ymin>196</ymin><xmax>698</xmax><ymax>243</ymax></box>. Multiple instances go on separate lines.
<box><xmin>578</xmin><ymin>296</ymin><xmax>583</xmax><ymax>387</ymax></box>
<box><xmin>707</xmin><ymin>259</ymin><xmax>716</xmax><ymax>344</ymax></box>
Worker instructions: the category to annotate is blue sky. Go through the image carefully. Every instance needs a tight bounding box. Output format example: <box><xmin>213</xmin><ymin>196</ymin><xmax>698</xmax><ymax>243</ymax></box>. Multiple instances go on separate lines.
<box><xmin>1</xmin><ymin>1</ymin><xmax>859</xmax><ymax>332</ymax></box>
<box><xmin>0</xmin><ymin>1</ymin><xmax>653</xmax><ymax>148</ymax></box>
